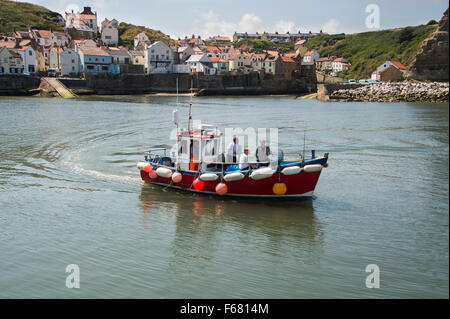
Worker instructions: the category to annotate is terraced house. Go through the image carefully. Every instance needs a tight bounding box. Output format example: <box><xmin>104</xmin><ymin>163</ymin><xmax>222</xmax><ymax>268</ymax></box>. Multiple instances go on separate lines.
<box><xmin>78</xmin><ymin>46</ymin><xmax>120</xmax><ymax>75</ymax></box>
<box><xmin>0</xmin><ymin>47</ymin><xmax>23</xmax><ymax>74</ymax></box>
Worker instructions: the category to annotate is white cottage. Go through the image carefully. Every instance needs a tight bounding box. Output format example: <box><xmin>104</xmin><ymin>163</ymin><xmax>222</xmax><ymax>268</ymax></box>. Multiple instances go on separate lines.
<box><xmin>185</xmin><ymin>53</ymin><xmax>216</xmax><ymax>75</ymax></box>
<box><xmin>134</xmin><ymin>32</ymin><xmax>149</xmax><ymax>49</ymax></box>
<box><xmin>13</xmin><ymin>46</ymin><xmax>36</xmax><ymax>73</ymax></box>
<box><xmin>59</xmin><ymin>48</ymin><xmax>79</xmax><ymax>76</ymax></box>
<box><xmin>144</xmin><ymin>41</ymin><xmax>174</xmax><ymax>74</ymax></box>
<box><xmin>303</xmin><ymin>50</ymin><xmax>320</xmax><ymax>63</ymax></box>
<box><xmin>101</xmin><ymin>19</ymin><xmax>119</xmax><ymax>46</ymax></box>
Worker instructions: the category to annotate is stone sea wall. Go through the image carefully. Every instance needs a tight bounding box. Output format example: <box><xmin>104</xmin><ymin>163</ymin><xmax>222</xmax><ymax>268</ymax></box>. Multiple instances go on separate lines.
<box><xmin>329</xmin><ymin>81</ymin><xmax>449</xmax><ymax>102</ymax></box>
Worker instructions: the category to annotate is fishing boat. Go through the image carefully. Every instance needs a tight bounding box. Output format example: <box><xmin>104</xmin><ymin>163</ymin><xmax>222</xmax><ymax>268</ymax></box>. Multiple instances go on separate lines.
<box><xmin>137</xmin><ymin>102</ymin><xmax>328</xmax><ymax>198</ymax></box>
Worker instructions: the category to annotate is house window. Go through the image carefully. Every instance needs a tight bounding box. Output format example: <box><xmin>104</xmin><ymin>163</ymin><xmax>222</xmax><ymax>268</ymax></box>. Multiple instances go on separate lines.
<box><xmin>105</xmin><ymin>36</ymin><xmax>111</xmax><ymax>39</ymax></box>
<box><xmin>95</xmin><ymin>58</ymin><xmax>98</xmax><ymax>61</ymax></box>
<box><xmin>72</xmin><ymin>59</ymin><xmax>75</xmax><ymax>63</ymax></box>
<box><xmin>28</xmin><ymin>50</ymin><xmax>32</xmax><ymax>56</ymax></box>
<box><xmin>72</xmin><ymin>66</ymin><xmax>75</xmax><ymax>71</ymax></box>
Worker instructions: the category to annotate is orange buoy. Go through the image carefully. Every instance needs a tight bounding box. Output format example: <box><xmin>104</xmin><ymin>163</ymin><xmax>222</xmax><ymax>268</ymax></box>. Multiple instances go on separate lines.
<box><xmin>272</xmin><ymin>182</ymin><xmax>287</xmax><ymax>195</ymax></box>
<box><xmin>143</xmin><ymin>164</ymin><xmax>153</xmax><ymax>173</ymax></box>
<box><xmin>172</xmin><ymin>172</ymin><xmax>182</xmax><ymax>183</ymax></box>
<box><xmin>215</xmin><ymin>182</ymin><xmax>228</xmax><ymax>196</ymax></box>
<box><xmin>148</xmin><ymin>170</ymin><xmax>158</xmax><ymax>179</ymax></box>
<box><xmin>192</xmin><ymin>178</ymin><xmax>205</xmax><ymax>190</ymax></box>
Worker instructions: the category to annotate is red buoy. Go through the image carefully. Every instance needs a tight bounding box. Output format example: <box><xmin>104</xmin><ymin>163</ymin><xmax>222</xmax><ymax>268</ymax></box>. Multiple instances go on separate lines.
<box><xmin>192</xmin><ymin>178</ymin><xmax>205</xmax><ymax>190</ymax></box>
<box><xmin>143</xmin><ymin>164</ymin><xmax>153</xmax><ymax>173</ymax></box>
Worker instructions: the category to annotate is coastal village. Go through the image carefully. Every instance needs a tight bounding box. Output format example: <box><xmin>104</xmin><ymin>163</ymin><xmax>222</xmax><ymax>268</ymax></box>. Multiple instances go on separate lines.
<box><xmin>0</xmin><ymin>4</ymin><xmax>448</xmax><ymax>102</ymax></box>
<box><xmin>0</xmin><ymin>5</ymin><xmax>398</xmax><ymax>81</ymax></box>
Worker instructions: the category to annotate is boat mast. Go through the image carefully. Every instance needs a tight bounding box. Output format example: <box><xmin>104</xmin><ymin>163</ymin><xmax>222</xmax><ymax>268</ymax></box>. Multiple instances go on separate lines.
<box><xmin>188</xmin><ymin>79</ymin><xmax>193</xmax><ymax>132</ymax></box>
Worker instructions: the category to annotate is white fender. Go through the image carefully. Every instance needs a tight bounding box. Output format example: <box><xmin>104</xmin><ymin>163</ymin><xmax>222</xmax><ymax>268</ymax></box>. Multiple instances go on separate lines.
<box><xmin>223</xmin><ymin>172</ymin><xmax>245</xmax><ymax>182</ymax></box>
<box><xmin>137</xmin><ymin>162</ymin><xmax>149</xmax><ymax>170</ymax></box>
<box><xmin>281</xmin><ymin>166</ymin><xmax>302</xmax><ymax>175</ymax></box>
<box><xmin>250</xmin><ymin>167</ymin><xmax>275</xmax><ymax>180</ymax></box>
<box><xmin>156</xmin><ymin>167</ymin><xmax>173</xmax><ymax>178</ymax></box>
<box><xmin>200</xmin><ymin>173</ymin><xmax>219</xmax><ymax>181</ymax></box>
<box><xmin>303</xmin><ymin>164</ymin><xmax>323</xmax><ymax>173</ymax></box>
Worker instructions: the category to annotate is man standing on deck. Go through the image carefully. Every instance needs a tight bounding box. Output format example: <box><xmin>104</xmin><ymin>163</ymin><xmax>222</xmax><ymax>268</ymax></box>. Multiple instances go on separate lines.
<box><xmin>256</xmin><ymin>139</ymin><xmax>271</xmax><ymax>167</ymax></box>
<box><xmin>226</xmin><ymin>137</ymin><xmax>242</xmax><ymax>164</ymax></box>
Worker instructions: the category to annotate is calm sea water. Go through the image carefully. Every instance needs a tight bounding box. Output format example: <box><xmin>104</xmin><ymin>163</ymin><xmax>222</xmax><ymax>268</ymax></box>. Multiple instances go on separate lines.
<box><xmin>0</xmin><ymin>95</ymin><xmax>448</xmax><ymax>298</ymax></box>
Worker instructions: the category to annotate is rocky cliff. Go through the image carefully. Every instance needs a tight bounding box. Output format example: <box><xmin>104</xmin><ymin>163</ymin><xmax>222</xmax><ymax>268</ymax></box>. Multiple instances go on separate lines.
<box><xmin>407</xmin><ymin>8</ymin><xmax>449</xmax><ymax>81</ymax></box>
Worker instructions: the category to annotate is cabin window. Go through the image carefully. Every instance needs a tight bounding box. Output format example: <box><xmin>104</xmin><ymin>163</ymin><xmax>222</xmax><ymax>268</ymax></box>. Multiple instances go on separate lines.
<box><xmin>192</xmin><ymin>140</ymin><xmax>199</xmax><ymax>159</ymax></box>
<box><xmin>102</xmin><ymin>66</ymin><xmax>108</xmax><ymax>71</ymax></box>
<box><xmin>87</xmin><ymin>65</ymin><xmax>94</xmax><ymax>70</ymax></box>
<box><xmin>179</xmin><ymin>140</ymin><xmax>188</xmax><ymax>155</ymax></box>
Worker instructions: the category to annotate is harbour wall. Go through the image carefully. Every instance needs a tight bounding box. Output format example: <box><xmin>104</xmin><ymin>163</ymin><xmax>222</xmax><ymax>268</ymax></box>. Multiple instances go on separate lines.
<box><xmin>1</xmin><ymin>64</ymin><xmax>317</xmax><ymax>96</ymax></box>
<box><xmin>317</xmin><ymin>83</ymin><xmax>364</xmax><ymax>101</ymax></box>
<box><xmin>0</xmin><ymin>75</ymin><xmax>41</xmax><ymax>95</ymax></box>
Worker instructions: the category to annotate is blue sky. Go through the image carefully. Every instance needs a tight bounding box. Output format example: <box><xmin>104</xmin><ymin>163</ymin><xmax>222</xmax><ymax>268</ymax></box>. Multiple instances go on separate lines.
<box><xmin>26</xmin><ymin>0</ymin><xmax>448</xmax><ymax>39</ymax></box>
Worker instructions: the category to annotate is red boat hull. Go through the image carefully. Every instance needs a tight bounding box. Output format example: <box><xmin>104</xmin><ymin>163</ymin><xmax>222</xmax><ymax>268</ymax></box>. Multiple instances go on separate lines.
<box><xmin>140</xmin><ymin>169</ymin><xmax>322</xmax><ymax>198</ymax></box>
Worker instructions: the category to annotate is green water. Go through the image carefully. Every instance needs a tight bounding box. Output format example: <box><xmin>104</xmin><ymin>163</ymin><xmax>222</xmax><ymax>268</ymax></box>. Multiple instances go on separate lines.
<box><xmin>0</xmin><ymin>95</ymin><xmax>448</xmax><ymax>298</ymax></box>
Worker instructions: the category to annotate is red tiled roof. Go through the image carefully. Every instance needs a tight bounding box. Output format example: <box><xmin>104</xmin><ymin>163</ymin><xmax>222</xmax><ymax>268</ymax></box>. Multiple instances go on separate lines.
<box><xmin>281</xmin><ymin>56</ymin><xmax>295</xmax><ymax>63</ymax></box>
<box><xmin>213</xmin><ymin>36</ymin><xmax>230</xmax><ymax>41</ymax></box>
<box><xmin>229</xmin><ymin>52</ymin><xmax>240</xmax><ymax>60</ymax></box>
<box><xmin>334</xmin><ymin>57</ymin><xmax>345</xmax><ymax>62</ymax></box>
<box><xmin>304</xmin><ymin>50</ymin><xmax>316</xmax><ymax>56</ymax></box>
<box><xmin>209</xmin><ymin>57</ymin><xmax>223</xmax><ymax>62</ymax></box>
<box><xmin>37</xmin><ymin>30</ymin><xmax>52</xmax><ymax>38</ymax></box>
<box><xmin>391</xmin><ymin>61</ymin><xmax>407</xmax><ymax>70</ymax></box>
<box><xmin>78</xmin><ymin>14</ymin><xmax>97</xmax><ymax>20</ymax></box>
<box><xmin>295</xmin><ymin>39</ymin><xmax>306</xmax><ymax>45</ymax></box>
<box><xmin>0</xmin><ymin>41</ymin><xmax>16</xmax><ymax>49</ymax></box>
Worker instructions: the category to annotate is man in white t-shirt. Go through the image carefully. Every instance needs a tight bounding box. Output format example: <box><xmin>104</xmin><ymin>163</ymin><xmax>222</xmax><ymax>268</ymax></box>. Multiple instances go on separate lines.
<box><xmin>239</xmin><ymin>148</ymin><xmax>257</xmax><ymax>170</ymax></box>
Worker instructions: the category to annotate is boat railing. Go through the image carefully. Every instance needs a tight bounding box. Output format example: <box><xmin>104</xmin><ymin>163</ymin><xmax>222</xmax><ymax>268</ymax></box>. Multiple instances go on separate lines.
<box><xmin>144</xmin><ymin>148</ymin><xmax>167</xmax><ymax>157</ymax></box>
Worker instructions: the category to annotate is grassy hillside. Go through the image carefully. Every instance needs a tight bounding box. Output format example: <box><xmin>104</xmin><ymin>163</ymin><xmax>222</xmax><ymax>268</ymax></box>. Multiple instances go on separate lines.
<box><xmin>206</xmin><ymin>39</ymin><xmax>295</xmax><ymax>53</ymax></box>
<box><xmin>306</xmin><ymin>24</ymin><xmax>438</xmax><ymax>79</ymax></box>
<box><xmin>0</xmin><ymin>0</ymin><xmax>63</xmax><ymax>33</ymax></box>
<box><xmin>118</xmin><ymin>22</ymin><xmax>175</xmax><ymax>49</ymax></box>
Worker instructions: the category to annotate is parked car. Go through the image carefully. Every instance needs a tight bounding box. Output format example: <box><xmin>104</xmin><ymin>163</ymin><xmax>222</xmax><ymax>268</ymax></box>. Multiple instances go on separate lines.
<box><xmin>48</xmin><ymin>68</ymin><xmax>57</xmax><ymax>77</ymax></box>
<box><xmin>348</xmin><ymin>79</ymin><xmax>356</xmax><ymax>84</ymax></box>
<box><xmin>369</xmin><ymin>79</ymin><xmax>380</xmax><ymax>84</ymax></box>
<box><xmin>359</xmin><ymin>79</ymin><xmax>370</xmax><ymax>84</ymax></box>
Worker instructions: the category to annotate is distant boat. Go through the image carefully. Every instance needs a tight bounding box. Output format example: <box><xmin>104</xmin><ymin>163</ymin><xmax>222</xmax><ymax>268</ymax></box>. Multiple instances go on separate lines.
<box><xmin>137</xmin><ymin>101</ymin><xmax>329</xmax><ymax>199</ymax></box>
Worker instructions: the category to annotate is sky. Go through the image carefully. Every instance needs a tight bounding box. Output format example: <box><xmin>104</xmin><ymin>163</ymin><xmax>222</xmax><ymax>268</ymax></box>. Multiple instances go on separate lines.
<box><xmin>25</xmin><ymin>0</ymin><xmax>449</xmax><ymax>39</ymax></box>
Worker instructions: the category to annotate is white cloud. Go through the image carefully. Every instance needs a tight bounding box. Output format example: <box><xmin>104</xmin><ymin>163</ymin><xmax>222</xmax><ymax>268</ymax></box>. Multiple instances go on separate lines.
<box><xmin>188</xmin><ymin>11</ymin><xmax>263</xmax><ymax>39</ymax></box>
<box><xmin>322</xmin><ymin>18</ymin><xmax>340</xmax><ymax>34</ymax></box>
<box><xmin>274</xmin><ymin>20</ymin><xmax>297</xmax><ymax>33</ymax></box>
<box><xmin>237</xmin><ymin>14</ymin><xmax>262</xmax><ymax>33</ymax></box>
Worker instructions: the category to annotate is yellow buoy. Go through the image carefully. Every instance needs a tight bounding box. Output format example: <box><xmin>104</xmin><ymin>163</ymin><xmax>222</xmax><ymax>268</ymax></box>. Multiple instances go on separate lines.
<box><xmin>272</xmin><ymin>182</ymin><xmax>287</xmax><ymax>195</ymax></box>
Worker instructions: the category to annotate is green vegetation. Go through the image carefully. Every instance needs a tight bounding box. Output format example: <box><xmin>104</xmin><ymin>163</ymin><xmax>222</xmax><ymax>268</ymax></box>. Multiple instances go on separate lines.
<box><xmin>306</xmin><ymin>24</ymin><xmax>438</xmax><ymax>79</ymax></box>
<box><xmin>206</xmin><ymin>39</ymin><xmax>295</xmax><ymax>53</ymax></box>
<box><xmin>0</xmin><ymin>0</ymin><xmax>63</xmax><ymax>33</ymax></box>
<box><xmin>118</xmin><ymin>22</ymin><xmax>175</xmax><ymax>49</ymax></box>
